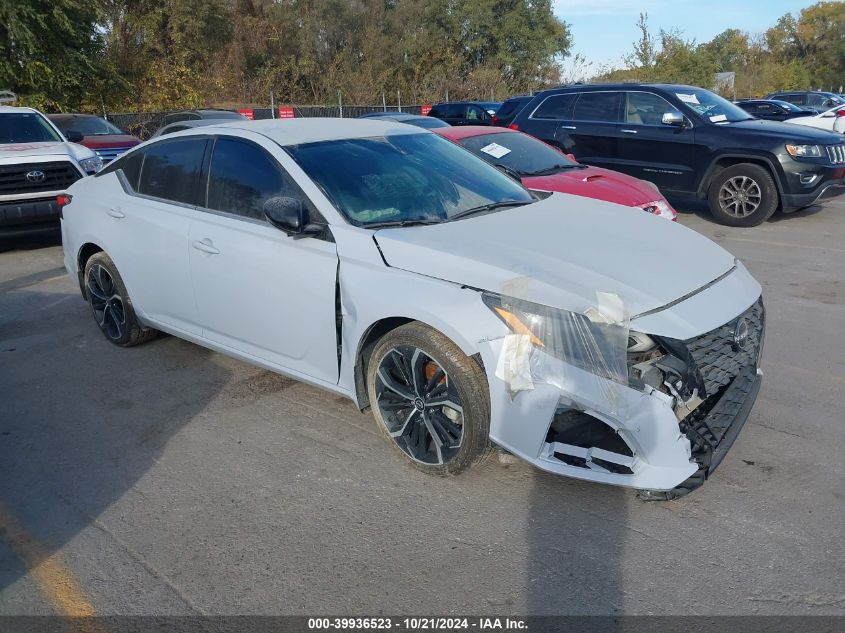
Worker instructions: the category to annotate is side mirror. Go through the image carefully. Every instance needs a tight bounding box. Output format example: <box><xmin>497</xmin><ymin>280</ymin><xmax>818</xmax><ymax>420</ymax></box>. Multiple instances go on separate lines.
<box><xmin>662</xmin><ymin>111</ymin><xmax>686</xmax><ymax>127</ymax></box>
<box><xmin>66</xmin><ymin>129</ymin><xmax>84</xmax><ymax>143</ymax></box>
<box><xmin>264</xmin><ymin>196</ymin><xmax>307</xmax><ymax>234</ymax></box>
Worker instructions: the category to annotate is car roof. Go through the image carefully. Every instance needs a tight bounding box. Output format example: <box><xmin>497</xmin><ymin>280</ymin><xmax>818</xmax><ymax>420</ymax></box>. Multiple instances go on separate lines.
<box><xmin>189</xmin><ymin>118</ymin><xmax>426</xmax><ymax>145</ymax></box>
<box><xmin>359</xmin><ymin>112</ymin><xmax>425</xmax><ymax>120</ymax></box>
<box><xmin>0</xmin><ymin>105</ymin><xmax>40</xmax><ymax>114</ymax></box>
<box><xmin>165</xmin><ymin>119</ymin><xmax>232</xmax><ymax>128</ymax></box>
<box><xmin>153</xmin><ymin>118</ymin><xmax>238</xmax><ymax>136</ymax></box>
<box><xmin>433</xmin><ymin>125</ymin><xmax>515</xmax><ymax>141</ymax></box>
<box><xmin>433</xmin><ymin>101</ymin><xmax>494</xmax><ymax>106</ymax></box>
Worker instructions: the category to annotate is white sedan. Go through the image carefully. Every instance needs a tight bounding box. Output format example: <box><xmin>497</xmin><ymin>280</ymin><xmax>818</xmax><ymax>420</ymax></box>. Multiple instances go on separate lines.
<box><xmin>59</xmin><ymin>119</ymin><xmax>764</xmax><ymax>498</ymax></box>
<box><xmin>787</xmin><ymin>105</ymin><xmax>845</xmax><ymax>135</ymax></box>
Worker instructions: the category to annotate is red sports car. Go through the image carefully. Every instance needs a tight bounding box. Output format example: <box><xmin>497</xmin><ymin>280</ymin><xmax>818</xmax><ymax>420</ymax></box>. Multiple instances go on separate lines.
<box><xmin>434</xmin><ymin>126</ymin><xmax>677</xmax><ymax>220</ymax></box>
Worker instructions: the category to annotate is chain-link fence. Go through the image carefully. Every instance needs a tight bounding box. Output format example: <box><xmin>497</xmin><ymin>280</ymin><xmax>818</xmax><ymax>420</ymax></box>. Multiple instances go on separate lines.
<box><xmin>107</xmin><ymin>105</ymin><xmax>425</xmax><ymax>140</ymax></box>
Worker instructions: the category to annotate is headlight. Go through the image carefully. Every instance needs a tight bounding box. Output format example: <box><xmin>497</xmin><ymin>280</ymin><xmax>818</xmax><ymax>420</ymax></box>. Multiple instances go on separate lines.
<box><xmin>482</xmin><ymin>292</ymin><xmax>629</xmax><ymax>383</ymax></box>
<box><xmin>785</xmin><ymin>144</ymin><xmax>823</xmax><ymax>158</ymax></box>
<box><xmin>78</xmin><ymin>156</ymin><xmax>103</xmax><ymax>174</ymax></box>
<box><xmin>640</xmin><ymin>199</ymin><xmax>677</xmax><ymax>221</ymax></box>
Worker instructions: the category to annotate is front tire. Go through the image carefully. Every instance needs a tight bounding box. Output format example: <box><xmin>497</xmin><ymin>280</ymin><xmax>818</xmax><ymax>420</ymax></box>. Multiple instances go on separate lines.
<box><xmin>84</xmin><ymin>252</ymin><xmax>157</xmax><ymax>347</ymax></box>
<box><xmin>707</xmin><ymin>163</ymin><xmax>779</xmax><ymax>227</ymax></box>
<box><xmin>366</xmin><ymin>322</ymin><xmax>491</xmax><ymax>476</ymax></box>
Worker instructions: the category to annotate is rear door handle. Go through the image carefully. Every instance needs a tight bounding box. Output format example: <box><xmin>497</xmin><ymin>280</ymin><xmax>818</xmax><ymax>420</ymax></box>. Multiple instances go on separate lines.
<box><xmin>560</xmin><ymin>125</ymin><xmax>577</xmax><ymax>130</ymax></box>
<box><xmin>621</xmin><ymin>129</ymin><xmax>638</xmax><ymax>134</ymax></box>
<box><xmin>106</xmin><ymin>207</ymin><xmax>125</xmax><ymax>218</ymax></box>
<box><xmin>191</xmin><ymin>239</ymin><xmax>220</xmax><ymax>255</ymax></box>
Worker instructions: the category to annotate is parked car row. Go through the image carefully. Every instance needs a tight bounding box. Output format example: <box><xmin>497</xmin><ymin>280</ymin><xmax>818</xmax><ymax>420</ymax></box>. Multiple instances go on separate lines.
<box><xmin>60</xmin><ymin>117</ymin><xmax>767</xmax><ymax>497</ymax></box>
<box><xmin>492</xmin><ymin>84</ymin><xmax>845</xmax><ymax>227</ymax></box>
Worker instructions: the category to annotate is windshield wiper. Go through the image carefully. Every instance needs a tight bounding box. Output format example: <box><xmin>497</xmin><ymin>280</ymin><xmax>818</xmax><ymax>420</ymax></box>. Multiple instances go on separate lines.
<box><xmin>528</xmin><ymin>163</ymin><xmax>586</xmax><ymax>176</ymax></box>
<box><xmin>449</xmin><ymin>200</ymin><xmax>532</xmax><ymax>221</ymax></box>
<box><xmin>366</xmin><ymin>218</ymin><xmax>443</xmax><ymax>229</ymax></box>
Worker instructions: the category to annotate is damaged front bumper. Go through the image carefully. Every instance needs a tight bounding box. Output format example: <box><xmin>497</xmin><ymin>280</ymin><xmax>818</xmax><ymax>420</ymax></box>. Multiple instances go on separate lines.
<box><xmin>478</xmin><ymin>296</ymin><xmax>765</xmax><ymax>495</ymax></box>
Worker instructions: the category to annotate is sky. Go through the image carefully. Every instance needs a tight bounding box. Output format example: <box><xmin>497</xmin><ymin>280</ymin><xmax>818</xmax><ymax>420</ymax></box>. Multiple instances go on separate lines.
<box><xmin>553</xmin><ymin>0</ymin><xmax>822</xmax><ymax>72</ymax></box>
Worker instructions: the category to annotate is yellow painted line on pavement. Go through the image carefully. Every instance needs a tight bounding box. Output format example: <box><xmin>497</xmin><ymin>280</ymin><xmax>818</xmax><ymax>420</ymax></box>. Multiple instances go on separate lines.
<box><xmin>0</xmin><ymin>501</ymin><xmax>96</xmax><ymax>616</ymax></box>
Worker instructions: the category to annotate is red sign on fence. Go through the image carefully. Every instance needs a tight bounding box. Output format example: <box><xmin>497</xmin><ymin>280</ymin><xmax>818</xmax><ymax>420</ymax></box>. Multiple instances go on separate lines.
<box><xmin>421</xmin><ymin>104</ymin><xmax>432</xmax><ymax>116</ymax></box>
<box><xmin>237</xmin><ymin>108</ymin><xmax>255</xmax><ymax>120</ymax></box>
<box><xmin>278</xmin><ymin>106</ymin><xmax>295</xmax><ymax>119</ymax></box>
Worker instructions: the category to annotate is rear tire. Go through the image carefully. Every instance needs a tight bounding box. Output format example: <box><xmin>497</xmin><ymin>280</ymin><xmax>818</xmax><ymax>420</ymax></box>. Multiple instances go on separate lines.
<box><xmin>84</xmin><ymin>252</ymin><xmax>157</xmax><ymax>347</ymax></box>
<box><xmin>366</xmin><ymin>322</ymin><xmax>491</xmax><ymax>476</ymax></box>
<box><xmin>707</xmin><ymin>163</ymin><xmax>779</xmax><ymax>227</ymax></box>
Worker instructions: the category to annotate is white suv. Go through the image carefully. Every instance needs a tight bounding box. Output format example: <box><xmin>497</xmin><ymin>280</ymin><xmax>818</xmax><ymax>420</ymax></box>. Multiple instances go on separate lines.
<box><xmin>0</xmin><ymin>105</ymin><xmax>102</xmax><ymax>239</ymax></box>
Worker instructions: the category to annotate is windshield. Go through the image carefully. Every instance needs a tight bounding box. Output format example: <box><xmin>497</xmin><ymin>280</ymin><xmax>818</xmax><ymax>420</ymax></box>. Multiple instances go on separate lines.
<box><xmin>771</xmin><ymin>100</ymin><xmax>803</xmax><ymax>112</ymax></box>
<box><xmin>404</xmin><ymin>117</ymin><xmax>450</xmax><ymax>129</ymax></box>
<box><xmin>0</xmin><ymin>113</ymin><xmax>63</xmax><ymax>144</ymax></box>
<box><xmin>675</xmin><ymin>88</ymin><xmax>752</xmax><ymax>123</ymax></box>
<box><xmin>54</xmin><ymin>116</ymin><xmax>122</xmax><ymax>136</ymax></box>
<box><xmin>287</xmin><ymin>133</ymin><xmax>533</xmax><ymax>226</ymax></box>
<box><xmin>458</xmin><ymin>132</ymin><xmax>578</xmax><ymax>176</ymax></box>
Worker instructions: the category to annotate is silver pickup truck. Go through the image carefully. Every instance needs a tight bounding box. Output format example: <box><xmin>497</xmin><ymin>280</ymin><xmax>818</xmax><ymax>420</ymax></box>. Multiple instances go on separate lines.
<box><xmin>1</xmin><ymin>105</ymin><xmax>103</xmax><ymax>239</ymax></box>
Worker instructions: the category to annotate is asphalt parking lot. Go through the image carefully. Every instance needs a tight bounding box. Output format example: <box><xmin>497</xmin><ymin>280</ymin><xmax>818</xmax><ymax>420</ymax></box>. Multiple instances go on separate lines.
<box><xmin>1</xmin><ymin>200</ymin><xmax>844</xmax><ymax>616</ymax></box>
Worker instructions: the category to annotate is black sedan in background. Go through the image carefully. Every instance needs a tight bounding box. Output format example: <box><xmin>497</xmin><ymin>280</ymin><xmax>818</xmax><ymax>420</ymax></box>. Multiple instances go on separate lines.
<box><xmin>358</xmin><ymin>112</ymin><xmax>450</xmax><ymax>129</ymax></box>
<box><xmin>735</xmin><ymin>100</ymin><xmax>816</xmax><ymax>121</ymax></box>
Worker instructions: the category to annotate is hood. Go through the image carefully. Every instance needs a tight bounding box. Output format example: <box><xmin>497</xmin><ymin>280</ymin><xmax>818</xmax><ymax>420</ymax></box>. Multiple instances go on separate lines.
<box><xmin>0</xmin><ymin>141</ymin><xmax>96</xmax><ymax>162</ymax></box>
<box><xmin>373</xmin><ymin>193</ymin><xmax>735</xmax><ymax>320</ymax></box>
<box><xmin>79</xmin><ymin>135</ymin><xmax>140</xmax><ymax>149</ymax></box>
<box><xmin>721</xmin><ymin>118</ymin><xmax>843</xmax><ymax>143</ymax></box>
<box><xmin>521</xmin><ymin>166</ymin><xmax>656</xmax><ymax>207</ymax></box>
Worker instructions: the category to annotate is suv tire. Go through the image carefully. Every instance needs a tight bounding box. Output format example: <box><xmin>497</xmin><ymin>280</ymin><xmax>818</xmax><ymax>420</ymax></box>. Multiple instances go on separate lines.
<box><xmin>84</xmin><ymin>252</ymin><xmax>157</xmax><ymax>347</ymax></box>
<box><xmin>366</xmin><ymin>322</ymin><xmax>492</xmax><ymax>476</ymax></box>
<box><xmin>708</xmin><ymin>163</ymin><xmax>779</xmax><ymax>227</ymax></box>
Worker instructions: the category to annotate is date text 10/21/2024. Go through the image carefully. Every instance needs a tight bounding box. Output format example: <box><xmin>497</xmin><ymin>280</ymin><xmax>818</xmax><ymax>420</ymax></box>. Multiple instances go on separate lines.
<box><xmin>307</xmin><ymin>617</ymin><xmax>528</xmax><ymax>630</ymax></box>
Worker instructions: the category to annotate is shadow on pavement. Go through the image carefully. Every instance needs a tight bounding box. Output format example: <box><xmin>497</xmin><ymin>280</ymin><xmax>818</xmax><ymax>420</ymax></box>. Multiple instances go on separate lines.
<box><xmin>525</xmin><ymin>471</ymin><xmax>627</xmax><ymax>614</ymax></box>
<box><xmin>0</xmin><ymin>273</ymin><xmax>229</xmax><ymax>601</ymax></box>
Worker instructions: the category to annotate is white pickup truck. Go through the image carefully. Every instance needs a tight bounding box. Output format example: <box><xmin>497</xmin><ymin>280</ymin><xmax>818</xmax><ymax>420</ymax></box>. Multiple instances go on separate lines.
<box><xmin>0</xmin><ymin>104</ymin><xmax>103</xmax><ymax>239</ymax></box>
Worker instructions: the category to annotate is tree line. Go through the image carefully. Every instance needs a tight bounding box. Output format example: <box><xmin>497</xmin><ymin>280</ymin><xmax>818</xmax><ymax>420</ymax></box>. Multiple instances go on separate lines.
<box><xmin>1</xmin><ymin>0</ymin><xmax>842</xmax><ymax>114</ymax></box>
<box><xmin>599</xmin><ymin>3</ymin><xmax>845</xmax><ymax>98</ymax></box>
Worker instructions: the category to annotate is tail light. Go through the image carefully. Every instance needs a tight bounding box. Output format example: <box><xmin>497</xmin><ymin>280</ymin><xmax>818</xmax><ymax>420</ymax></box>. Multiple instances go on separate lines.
<box><xmin>508</xmin><ymin>123</ymin><xmax>519</xmax><ymax>130</ymax></box>
<box><xmin>836</xmin><ymin>109</ymin><xmax>845</xmax><ymax>117</ymax></box>
<box><xmin>57</xmin><ymin>193</ymin><xmax>72</xmax><ymax>218</ymax></box>
<box><xmin>492</xmin><ymin>115</ymin><xmax>500</xmax><ymax>124</ymax></box>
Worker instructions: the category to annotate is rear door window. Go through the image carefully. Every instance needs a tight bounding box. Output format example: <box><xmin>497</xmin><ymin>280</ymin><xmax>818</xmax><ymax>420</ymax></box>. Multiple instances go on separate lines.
<box><xmin>572</xmin><ymin>92</ymin><xmax>622</xmax><ymax>122</ymax></box>
<box><xmin>428</xmin><ymin>105</ymin><xmax>448</xmax><ymax>118</ymax></box>
<box><xmin>779</xmin><ymin>94</ymin><xmax>805</xmax><ymax>106</ymax></box>
<box><xmin>445</xmin><ymin>104</ymin><xmax>467</xmax><ymax>119</ymax></box>
<box><xmin>531</xmin><ymin>94</ymin><xmax>577</xmax><ymax>120</ymax></box>
<box><xmin>137</xmin><ymin>138</ymin><xmax>207</xmax><ymax>206</ymax></box>
<box><xmin>99</xmin><ymin>149</ymin><xmax>143</xmax><ymax>190</ymax></box>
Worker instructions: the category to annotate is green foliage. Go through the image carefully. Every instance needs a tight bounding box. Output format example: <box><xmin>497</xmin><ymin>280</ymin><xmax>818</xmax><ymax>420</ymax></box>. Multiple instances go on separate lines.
<box><xmin>600</xmin><ymin>4</ymin><xmax>844</xmax><ymax>97</ymax></box>
<box><xmin>0</xmin><ymin>0</ymin><xmax>127</xmax><ymax>111</ymax></box>
<box><xmin>2</xmin><ymin>0</ymin><xmax>841</xmax><ymax>111</ymax></box>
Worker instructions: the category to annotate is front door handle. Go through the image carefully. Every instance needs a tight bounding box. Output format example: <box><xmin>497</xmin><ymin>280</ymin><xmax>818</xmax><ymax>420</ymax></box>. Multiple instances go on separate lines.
<box><xmin>621</xmin><ymin>129</ymin><xmax>638</xmax><ymax>134</ymax></box>
<box><xmin>560</xmin><ymin>125</ymin><xmax>577</xmax><ymax>130</ymax></box>
<box><xmin>192</xmin><ymin>239</ymin><xmax>220</xmax><ymax>255</ymax></box>
<box><xmin>106</xmin><ymin>207</ymin><xmax>125</xmax><ymax>218</ymax></box>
